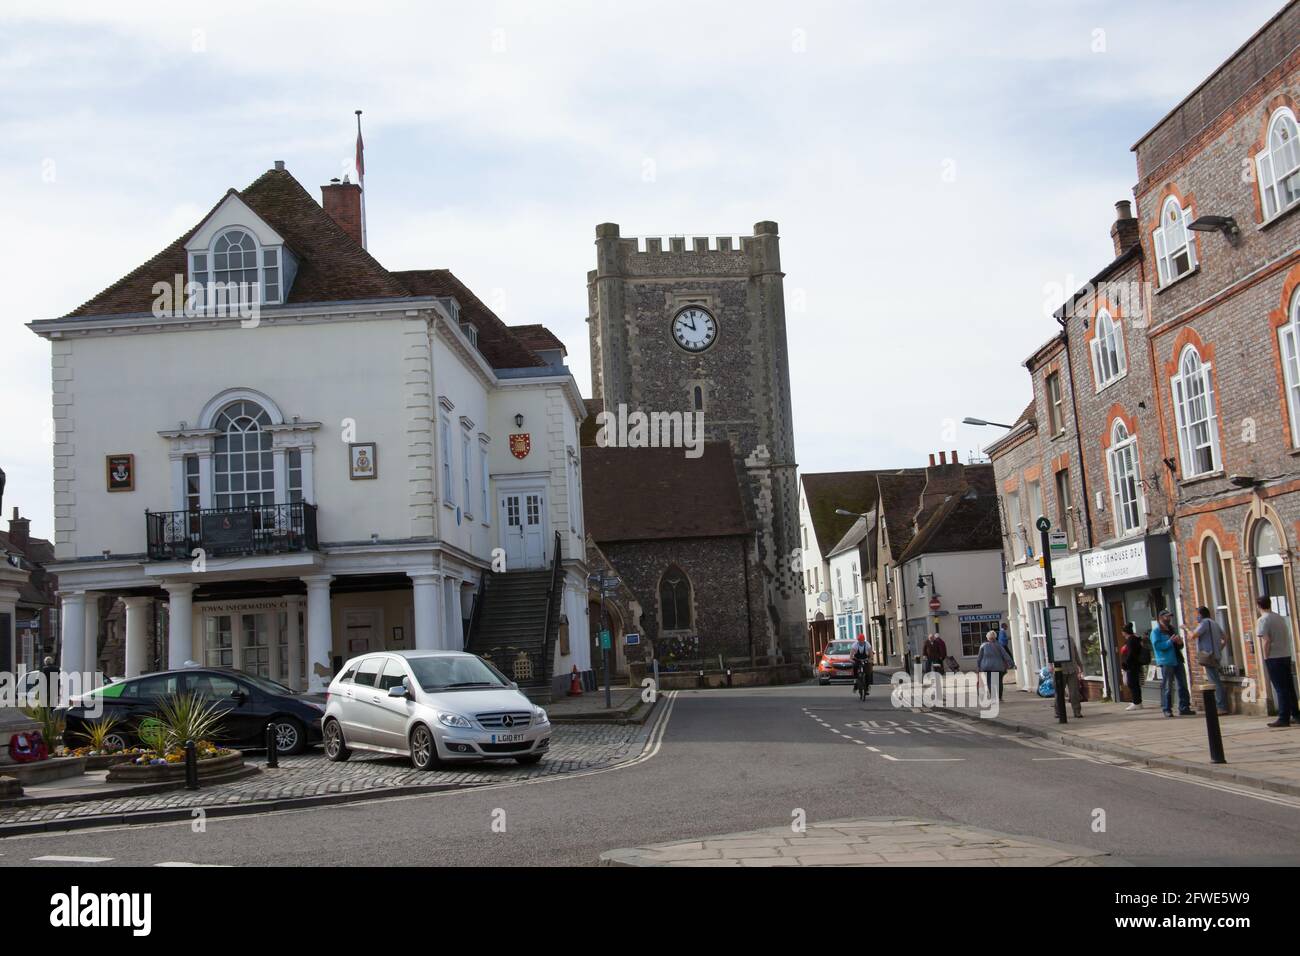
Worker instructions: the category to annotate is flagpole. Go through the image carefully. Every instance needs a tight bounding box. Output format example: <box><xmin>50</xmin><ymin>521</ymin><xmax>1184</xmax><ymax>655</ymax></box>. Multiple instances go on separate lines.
<box><xmin>355</xmin><ymin>109</ymin><xmax>367</xmax><ymax>250</ymax></box>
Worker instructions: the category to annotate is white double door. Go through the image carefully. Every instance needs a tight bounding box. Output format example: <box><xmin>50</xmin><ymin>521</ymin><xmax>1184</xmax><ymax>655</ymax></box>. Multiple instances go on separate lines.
<box><xmin>499</xmin><ymin>488</ymin><xmax>547</xmax><ymax>570</ymax></box>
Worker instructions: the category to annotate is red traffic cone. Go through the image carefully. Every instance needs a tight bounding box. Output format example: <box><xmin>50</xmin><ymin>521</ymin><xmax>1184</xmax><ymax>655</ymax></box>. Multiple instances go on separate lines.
<box><xmin>567</xmin><ymin>665</ymin><xmax>582</xmax><ymax>697</ymax></box>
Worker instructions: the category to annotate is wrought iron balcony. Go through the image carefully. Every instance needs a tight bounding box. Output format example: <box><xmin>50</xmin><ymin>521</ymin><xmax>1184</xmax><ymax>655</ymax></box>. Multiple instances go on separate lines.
<box><xmin>146</xmin><ymin>502</ymin><xmax>319</xmax><ymax>561</ymax></box>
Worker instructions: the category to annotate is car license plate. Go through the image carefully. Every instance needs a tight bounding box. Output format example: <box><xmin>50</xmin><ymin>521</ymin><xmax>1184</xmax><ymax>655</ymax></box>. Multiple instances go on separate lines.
<box><xmin>492</xmin><ymin>733</ymin><xmax>525</xmax><ymax>744</ymax></box>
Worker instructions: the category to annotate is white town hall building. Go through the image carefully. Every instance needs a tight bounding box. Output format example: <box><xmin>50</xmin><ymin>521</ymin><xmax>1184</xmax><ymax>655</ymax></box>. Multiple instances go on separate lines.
<box><xmin>28</xmin><ymin>163</ymin><xmax>591</xmax><ymax>699</ymax></box>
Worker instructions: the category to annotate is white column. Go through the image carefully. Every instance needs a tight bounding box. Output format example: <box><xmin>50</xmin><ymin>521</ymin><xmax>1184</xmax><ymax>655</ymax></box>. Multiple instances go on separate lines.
<box><xmin>272</xmin><ymin>448</ymin><xmax>288</xmax><ymax>506</ymax></box>
<box><xmin>83</xmin><ymin>594</ymin><xmax>100</xmax><ymax>676</ymax></box>
<box><xmin>303</xmin><ymin>575</ymin><xmax>334</xmax><ymax>692</ymax></box>
<box><xmin>164</xmin><ymin>581</ymin><xmax>195</xmax><ymax>669</ymax></box>
<box><xmin>191</xmin><ymin>604</ymin><xmax>203</xmax><ymax>664</ymax></box>
<box><xmin>121</xmin><ymin>596</ymin><xmax>151</xmax><ymax>678</ymax></box>
<box><xmin>446</xmin><ymin>578</ymin><xmax>464</xmax><ymax>650</ymax></box>
<box><xmin>198</xmin><ymin>451</ymin><xmax>214</xmax><ymax>508</ymax></box>
<box><xmin>286</xmin><ymin>596</ymin><xmax>302</xmax><ymax>691</ymax></box>
<box><xmin>170</xmin><ymin>455</ymin><xmax>187</xmax><ymax>511</ymax></box>
<box><xmin>59</xmin><ymin>591</ymin><xmax>86</xmax><ymax>690</ymax></box>
<box><xmin>269</xmin><ymin>609</ymin><xmax>282</xmax><ymax>682</ymax></box>
<box><xmin>300</xmin><ymin>446</ymin><xmax>316</xmax><ymax>504</ymax></box>
<box><xmin>232</xmin><ymin>612</ymin><xmax>244</xmax><ymax>671</ymax></box>
<box><xmin>409</xmin><ymin>571</ymin><xmax>442</xmax><ymax>650</ymax></box>
<box><xmin>443</xmin><ymin>576</ymin><xmax>458</xmax><ymax>651</ymax></box>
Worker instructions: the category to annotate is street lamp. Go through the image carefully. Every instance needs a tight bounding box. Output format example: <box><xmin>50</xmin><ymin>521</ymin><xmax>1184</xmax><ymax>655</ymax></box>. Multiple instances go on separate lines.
<box><xmin>835</xmin><ymin>508</ymin><xmax>867</xmax><ymax>518</ymax></box>
<box><xmin>962</xmin><ymin>416</ymin><xmax>1014</xmax><ymax>429</ymax></box>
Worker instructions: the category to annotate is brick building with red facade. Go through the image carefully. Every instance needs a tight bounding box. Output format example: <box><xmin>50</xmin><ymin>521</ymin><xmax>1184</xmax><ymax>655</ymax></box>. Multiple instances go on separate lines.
<box><xmin>991</xmin><ymin>1</ymin><xmax>1300</xmax><ymax>715</ymax></box>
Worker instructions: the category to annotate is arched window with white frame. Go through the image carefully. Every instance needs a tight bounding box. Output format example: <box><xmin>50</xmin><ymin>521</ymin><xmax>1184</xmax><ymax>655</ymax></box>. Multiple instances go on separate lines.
<box><xmin>1280</xmin><ymin>287</ymin><xmax>1300</xmax><ymax>447</ymax></box>
<box><xmin>1091</xmin><ymin>308</ymin><xmax>1127</xmax><ymax>388</ymax></box>
<box><xmin>190</xmin><ymin>227</ymin><xmax>284</xmax><ymax>309</ymax></box>
<box><xmin>1258</xmin><ymin>108</ymin><xmax>1300</xmax><ymax>220</ymax></box>
<box><xmin>1107</xmin><ymin>420</ymin><xmax>1144</xmax><ymax>536</ymax></box>
<box><xmin>1171</xmin><ymin>345</ymin><xmax>1220</xmax><ymax>478</ymax></box>
<box><xmin>213</xmin><ymin>400</ymin><xmax>275</xmax><ymax>509</ymax></box>
<box><xmin>1153</xmin><ymin>196</ymin><xmax>1197</xmax><ymax>286</ymax></box>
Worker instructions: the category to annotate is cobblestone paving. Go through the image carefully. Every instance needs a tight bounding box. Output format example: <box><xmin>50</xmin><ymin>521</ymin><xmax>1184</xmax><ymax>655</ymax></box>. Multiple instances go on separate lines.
<box><xmin>0</xmin><ymin>723</ymin><xmax>647</xmax><ymax>826</ymax></box>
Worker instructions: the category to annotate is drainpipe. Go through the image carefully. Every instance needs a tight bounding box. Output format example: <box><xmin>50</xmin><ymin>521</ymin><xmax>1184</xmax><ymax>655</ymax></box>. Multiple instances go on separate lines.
<box><xmin>1054</xmin><ymin>321</ymin><xmax>1094</xmax><ymax>548</ymax></box>
<box><xmin>742</xmin><ymin>533</ymin><xmax>755</xmax><ymax>665</ymax></box>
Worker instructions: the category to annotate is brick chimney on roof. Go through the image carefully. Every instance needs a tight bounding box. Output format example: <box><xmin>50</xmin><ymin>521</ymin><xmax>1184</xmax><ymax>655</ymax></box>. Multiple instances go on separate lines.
<box><xmin>321</xmin><ymin>177</ymin><xmax>363</xmax><ymax>247</ymax></box>
<box><xmin>8</xmin><ymin>507</ymin><xmax>29</xmax><ymax>550</ymax></box>
<box><xmin>1111</xmin><ymin>200</ymin><xmax>1140</xmax><ymax>256</ymax></box>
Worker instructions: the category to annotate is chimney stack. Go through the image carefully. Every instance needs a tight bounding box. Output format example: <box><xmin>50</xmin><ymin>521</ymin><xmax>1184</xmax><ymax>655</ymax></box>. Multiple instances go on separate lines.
<box><xmin>951</xmin><ymin>449</ymin><xmax>959</xmax><ymax>465</ymax></box>
<box><xmin>1111</xmin><ymin>199</ymin><xmax>1140</xmax><ymax>256</ymax></box>
<box><xmin>322</xmin><ymin>177</ymin><xmax>364</xmax><ymax>247</ymax></box>
<box><xmin>8</xmin><ymin>507</ymin><xmax>29</xmax><ymax>550</ymax></box>
<box><xmin>938</xmin><ymin>451</ymin><xmax>948</xmax><ymax>465</ymax></box>
<box><xmin>928</xmin><ymin>453</ymin><xmax>936</xmax><ymax>467</ymax></box>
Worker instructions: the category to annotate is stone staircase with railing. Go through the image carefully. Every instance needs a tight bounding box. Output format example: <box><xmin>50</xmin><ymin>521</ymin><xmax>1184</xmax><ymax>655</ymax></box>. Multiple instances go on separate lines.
<box><xmin>466</xmin><ymin>536</ymin><xmax>563</xmax><ymax>703</ymax></box>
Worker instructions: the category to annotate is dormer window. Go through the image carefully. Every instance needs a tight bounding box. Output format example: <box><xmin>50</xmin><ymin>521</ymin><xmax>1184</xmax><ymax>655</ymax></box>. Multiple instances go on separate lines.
<box><xmin>460</xmin><ymin>322</ymin><xmax>479</xmax><ymax>348</ymax></box>
<box><xmin>189</xmin><ymin>228</ymin><xmax>287</xmax><ymax>311</ymax></box>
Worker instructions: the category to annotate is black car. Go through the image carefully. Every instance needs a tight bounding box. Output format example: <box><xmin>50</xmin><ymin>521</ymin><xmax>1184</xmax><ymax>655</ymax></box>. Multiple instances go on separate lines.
<box><xmin>63</xmin><ymin>667</ymin><xmax>326</xmax><ymax>755</ymax></box>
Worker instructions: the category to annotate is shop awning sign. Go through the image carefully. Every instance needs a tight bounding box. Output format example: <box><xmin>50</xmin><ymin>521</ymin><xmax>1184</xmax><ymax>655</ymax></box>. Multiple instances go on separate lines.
<box><xmin>1081</xmin><ymin>540</ymin><xmax>1149</xmax><ymax>587</ymax></box>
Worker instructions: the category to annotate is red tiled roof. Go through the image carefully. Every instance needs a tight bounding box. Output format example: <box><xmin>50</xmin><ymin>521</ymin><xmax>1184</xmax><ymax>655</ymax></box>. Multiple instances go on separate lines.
<box><xmin>60</xmin><ymin>167</ymin><xmax>546</xmax><ymax>372</ymax></box>
<box><xmin>392</xmin><ymin>270</ymin><xmax>544</xmax><ymax>371</ymax></box>
<box><xmin>509</xmin><ymin>324</ymin><xmax>567</xmax><ymax>355</ymax></box>
<box><xmin>582</xmin><ymin>443</ymin><xmax>751</xmax><ymax>542</ymax></box>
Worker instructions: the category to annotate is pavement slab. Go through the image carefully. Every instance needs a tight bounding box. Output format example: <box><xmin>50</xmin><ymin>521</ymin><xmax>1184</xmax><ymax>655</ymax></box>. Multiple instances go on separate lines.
<box><xmin>933</xmin><ymin>681</ymin><xmax>1300</xmax><ymax>796</ymax></box>
<box><xmin>599</xmin><ymin>816</ymin><xmax>1115</xmax><ymax>867</ymax></box>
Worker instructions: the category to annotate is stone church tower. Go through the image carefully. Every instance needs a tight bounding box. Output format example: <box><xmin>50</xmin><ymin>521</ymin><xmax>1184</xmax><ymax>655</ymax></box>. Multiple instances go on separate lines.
<box><xmin>586</xmin><ymin>222</ymin><xmax>804</xmax><ymax>660</ymax></box>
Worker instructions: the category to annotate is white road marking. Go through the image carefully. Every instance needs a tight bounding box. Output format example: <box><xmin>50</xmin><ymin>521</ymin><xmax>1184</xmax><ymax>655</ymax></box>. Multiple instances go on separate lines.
<box><xmin>879</xmin><ymin>754</ymin><xmax>965</xmax><ymax>762</ymax></box>
<box><xmin>865</xmin><ymin>746</ymin><xmax>880</xmax><ymax>752</ymax></box>
<box><xmin>154</xmin><ymin>862</ymin><xmax>229</xmax><ymax>867</ymax></box>
<box><xmin>32</xmin><ymin>855</ymin><xmax>113</xmax><ymax>863</ymax></box>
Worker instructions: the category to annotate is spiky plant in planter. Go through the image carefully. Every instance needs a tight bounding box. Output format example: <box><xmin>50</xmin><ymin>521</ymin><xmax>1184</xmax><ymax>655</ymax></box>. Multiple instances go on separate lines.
<box><xmin>20</xmin><ymin>705</ymin><xmax>65</xmax><ymax>749</ymax></box>
<box><xmin>130</xmin><ymin>694</ymin><xmax>234</xmax><ymax>766</ymax></box>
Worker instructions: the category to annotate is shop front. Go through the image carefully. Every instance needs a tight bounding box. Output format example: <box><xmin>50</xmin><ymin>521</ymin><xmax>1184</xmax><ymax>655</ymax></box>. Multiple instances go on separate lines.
<box><xmin>1081</xmin><ymin>533</ymin><xmax>1176</xmax><ymax>702</ymax></box>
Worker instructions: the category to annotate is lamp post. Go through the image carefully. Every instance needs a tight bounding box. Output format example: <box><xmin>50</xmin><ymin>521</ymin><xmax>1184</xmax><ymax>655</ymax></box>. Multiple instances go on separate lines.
<box><xmin>587</xmin><ymin>571</ymin><xmax>620</xmax><ymax>708</ymax></box>
<box><xmin>962</xmin><ymin>416</ymin><xmax>1015</xmax><ymax>430</ymax></box>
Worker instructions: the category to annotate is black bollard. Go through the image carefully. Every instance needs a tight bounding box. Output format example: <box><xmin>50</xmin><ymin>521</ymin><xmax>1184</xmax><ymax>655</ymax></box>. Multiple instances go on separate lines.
<box><xmin>265</xmin><ymin>722</ymin><xmax>279</xmax><ymax>768</ymax></box>
<box><xmin>726</xmin><ymin>668</ymin><xmax>733</xmax><ymax>688</ymax></box>
<box><xmin>697</xmin><ymin>669</ymin><xmax>705</xmax><ymax>689</ymax></box>
<box><xmin>1203</xmin><ymin>688</ymin><xmax>1227</xmax><ymax>765</ymax></box>
<box><xmin>184</xmin><ymin>739</ymin><xmax>199</xmax><ymax>790</ymax></box>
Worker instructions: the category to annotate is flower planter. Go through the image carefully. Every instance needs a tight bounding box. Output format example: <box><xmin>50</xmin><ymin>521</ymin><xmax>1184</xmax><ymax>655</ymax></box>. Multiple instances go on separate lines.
<box><xmin>106</xmin><ymin>750</ymin><xmax>244</xmax><ymax>784</ymax></box>
<box><xmin>82</xmin><ymin>752</ymin><xmax>142</xmax><ymax>771</ymax></box>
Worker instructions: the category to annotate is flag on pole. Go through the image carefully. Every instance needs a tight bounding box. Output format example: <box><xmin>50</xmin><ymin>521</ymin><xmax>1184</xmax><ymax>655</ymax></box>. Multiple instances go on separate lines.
<box><xmin>354</xmin><ymin>110</ymin><xmax>365</xmax><ymax>184</ymax></box>
<box><xmin>355</xmin><ymin>110</ymin><xmax>367</xmax><ymax>249</ymax></box>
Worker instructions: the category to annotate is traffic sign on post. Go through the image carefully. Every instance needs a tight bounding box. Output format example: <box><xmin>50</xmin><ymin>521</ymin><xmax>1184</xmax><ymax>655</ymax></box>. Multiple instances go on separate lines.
<box><xmin>928</xmin><ymin>596</ymin><xmax>942</xmax><ymax>612</ymax></box>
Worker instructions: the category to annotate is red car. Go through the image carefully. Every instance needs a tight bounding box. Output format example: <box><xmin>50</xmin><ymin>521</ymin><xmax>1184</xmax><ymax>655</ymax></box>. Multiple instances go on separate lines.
<box><xmin>817</xmin><ymin>640</ymin><xmax>862</xmax><ymax>685</ymax></box>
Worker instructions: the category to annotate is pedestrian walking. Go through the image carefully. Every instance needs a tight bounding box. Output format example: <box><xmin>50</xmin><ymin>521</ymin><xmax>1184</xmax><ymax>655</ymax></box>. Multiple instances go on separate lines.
<box><xmin>1120</xmin><ymin>622</ymin><xmax>1147</xmax><ymax>711</ymax></box>
<box><xmin>977</xmin><ymin>629</ymin><xmax>1013</xmax><ymax>701</ymax></box>
<box><xmin>997</xmin><ymin>621</ymin><xmax>1015</xmax><ymax>669</ymax></box>
<box><xmin>1193</xmin><ymin>606</ymin><xmax>1229</xmax><ymax>714</ymax></box>
<box><xmin>1256</xmin><ymin>595</ymin><xmax>1300</xmax><ymax>729</ymax></box>
<box><xmin>1151</xmin><ymin>609</ymin><xmax>1193</xmax><ymax>717</ymax></box>
<box><xmin>922</xmin><ymin>632</ymin><xmax>946</xmax><ymax>675</ymax></box>
<box><xmin>1060</xmin><ymin>636</ymin><xmax>1085</xmax><ymax>718</ymax></box>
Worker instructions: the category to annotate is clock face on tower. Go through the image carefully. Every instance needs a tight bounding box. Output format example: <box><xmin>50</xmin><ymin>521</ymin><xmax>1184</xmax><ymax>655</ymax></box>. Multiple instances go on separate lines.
<box><xmin>671</xmin><ymin>306</ymin><xmax>718</xmax><ymax>353</ymax></box>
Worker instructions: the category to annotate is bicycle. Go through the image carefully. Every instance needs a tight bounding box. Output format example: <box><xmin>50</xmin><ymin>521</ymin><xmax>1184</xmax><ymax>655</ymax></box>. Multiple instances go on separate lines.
<box><xmin>853</xmin><ymin>660</ymin><xmax>871</xmax><ymax>701</ymax></box>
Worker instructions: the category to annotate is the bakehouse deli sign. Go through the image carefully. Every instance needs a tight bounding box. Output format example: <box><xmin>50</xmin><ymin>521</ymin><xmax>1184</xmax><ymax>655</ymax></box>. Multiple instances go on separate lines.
<box><xmin>1081</xmin><ymin>536</ymin><xmax>1170</xmax><ymax>587</ymax></box>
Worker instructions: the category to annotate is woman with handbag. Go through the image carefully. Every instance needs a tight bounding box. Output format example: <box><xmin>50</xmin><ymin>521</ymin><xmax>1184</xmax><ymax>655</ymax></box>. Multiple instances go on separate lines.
<box><xmin>1193</xmin><ymin>606</ymin><xmax>1229</xmax><ymax>714</ymax></box>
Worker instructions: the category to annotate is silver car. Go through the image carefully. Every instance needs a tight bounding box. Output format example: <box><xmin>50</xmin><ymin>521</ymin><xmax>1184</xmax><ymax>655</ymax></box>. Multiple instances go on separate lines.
<box><xmin>322</xmin><ymin>650</ymin><xmax>551</xmax><ymax>770</ymax></box>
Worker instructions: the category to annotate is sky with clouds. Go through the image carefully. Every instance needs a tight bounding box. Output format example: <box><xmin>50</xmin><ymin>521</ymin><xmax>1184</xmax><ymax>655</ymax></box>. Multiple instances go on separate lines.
<box><xmin>0</xmin><ymin>0</ymin><xmax>1285</xmax><ymax>540</ymax></box>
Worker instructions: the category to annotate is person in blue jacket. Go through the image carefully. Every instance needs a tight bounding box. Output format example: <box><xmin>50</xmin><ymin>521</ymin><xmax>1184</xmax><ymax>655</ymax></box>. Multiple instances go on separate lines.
<box><xmin>1151</xmin><ymin>609</ymin><xmax>1194</xmax><ymax>717</ymax></box>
